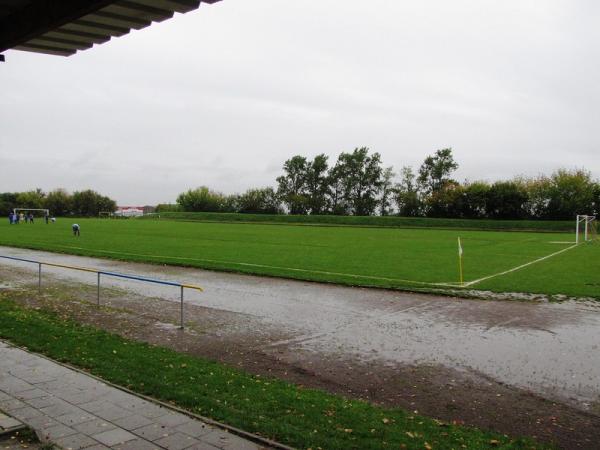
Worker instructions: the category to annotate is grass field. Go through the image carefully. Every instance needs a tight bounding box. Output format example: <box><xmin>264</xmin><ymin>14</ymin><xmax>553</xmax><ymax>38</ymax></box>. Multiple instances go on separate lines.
<box><xmin>0</xmin><ymin>297</ymin><xmax>547</xmax><ymax>449</ymax></box>
<box><xmin>0</xmin><ymin>218</ymin><xmax>598</xmax><ymax>298</ymax></box>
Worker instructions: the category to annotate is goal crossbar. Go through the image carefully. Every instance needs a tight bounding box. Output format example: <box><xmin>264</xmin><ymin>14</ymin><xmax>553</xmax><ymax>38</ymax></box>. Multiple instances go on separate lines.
<box><xmin>13</xmin><ymin>208</ymin><xmax>49</xmax><ymax>215</ymax></box>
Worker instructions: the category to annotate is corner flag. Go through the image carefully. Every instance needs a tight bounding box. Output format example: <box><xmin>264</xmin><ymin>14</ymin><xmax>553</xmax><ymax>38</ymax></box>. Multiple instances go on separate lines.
<box><xmin>458</xmin><ymin>237</ymin><xmax>464</xmax><ymax>286</ymax></box>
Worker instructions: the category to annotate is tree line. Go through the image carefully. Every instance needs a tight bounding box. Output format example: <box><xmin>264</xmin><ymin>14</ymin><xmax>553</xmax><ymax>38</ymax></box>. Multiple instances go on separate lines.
<box><xmin>172</xmin><ymin>148</ymin><xmax>600</xmax><ymax>220</ymax></box>
<box><xmin>0</xmin><ymin>189</ymin><xmax>117</xmax><ymax>217</ymax></box>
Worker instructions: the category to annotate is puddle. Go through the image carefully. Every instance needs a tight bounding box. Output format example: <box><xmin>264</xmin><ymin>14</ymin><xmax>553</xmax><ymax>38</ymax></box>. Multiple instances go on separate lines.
<box><xmin>1</xmin><ymin>245</ymin><xmax>599</xmax><ymax>409</ymax></box>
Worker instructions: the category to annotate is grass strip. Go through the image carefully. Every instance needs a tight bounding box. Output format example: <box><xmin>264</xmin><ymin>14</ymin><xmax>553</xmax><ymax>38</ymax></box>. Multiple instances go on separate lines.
<box><xmin>0</xmin><ymin>297</ymin><xmax>547</xmax><ymax>449</ymax></box>
<box><xmin>146</xmin><ymin>212</ymin><xmax>573</xmax><ymax>233</ymax></box>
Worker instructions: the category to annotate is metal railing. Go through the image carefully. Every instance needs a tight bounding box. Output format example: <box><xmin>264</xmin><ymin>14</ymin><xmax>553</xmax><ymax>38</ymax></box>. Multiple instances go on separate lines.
<box><xmin>0</xmin><ymin>255</ymin><xmax>203</xmax><ymax>329</ymax></box>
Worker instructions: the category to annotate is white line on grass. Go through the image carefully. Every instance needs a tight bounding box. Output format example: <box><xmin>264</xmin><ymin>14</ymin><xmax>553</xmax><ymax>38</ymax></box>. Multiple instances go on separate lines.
<box><xmin>43</xmin><ymin>244</ymin><xmax>459</xmax><ymax>288</ymax></box>
<box><xmin>463</xmin><ymin>243</ymin><xmax>579</xmax><ymax>287</ymax></box>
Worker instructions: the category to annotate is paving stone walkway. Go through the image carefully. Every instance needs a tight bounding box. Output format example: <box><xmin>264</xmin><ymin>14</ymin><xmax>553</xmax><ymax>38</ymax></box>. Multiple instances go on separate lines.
<box><xmin>0</xmin><ymin>341</ymin><xmax>268</xmax><ymax>450</ymax></box>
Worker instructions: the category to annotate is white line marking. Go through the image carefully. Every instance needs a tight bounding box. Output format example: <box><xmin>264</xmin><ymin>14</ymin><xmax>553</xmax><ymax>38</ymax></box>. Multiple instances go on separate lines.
<box><xmin>43</xmin><ymin>244</ymin><xmax>458</xmax><ymax>288</ymax></box>
<box><xmin>464</xmin><ymin>243</ymin><xmax>579</xmax><ymax>287</ymax></box>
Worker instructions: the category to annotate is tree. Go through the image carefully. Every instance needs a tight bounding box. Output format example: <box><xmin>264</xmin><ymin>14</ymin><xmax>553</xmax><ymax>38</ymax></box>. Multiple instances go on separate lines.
<box><xmin>379</xmin><ymin>167</ymin><xmax>396</xmax><ymax>216</ymax></box>
<box><xmin>425</xmin><ymin>181</ymin><xmax>464</xmax><ymax>218</ymax></box>
<box><xmin>237</xmin><ymin>188</ymin><xmax>282</xmax><ymax>214</ymax></box>
<box><xmin>304</xmin><ymin>154</ymin><xmax>330</xmax><ymax>215</ymax></box>
<box><xmin>15</xmin><ymin>189</ymin><xmax>45</xmax><ymax>209</ymax></box>
<box><xmin>486</xmin><ymin>181</ymin><xmax>528</xmax><ymax>219</ymax></box>
<box><xmin>522</xmin><ymin>176</ymin><xmax>552</xmax><ymax>219</ymax></box>
<box><xmin>97</xmin><ymin>195</ymin><xmax>117</xmax><ymax>216</ymax></box>
<box><xmin>545</xmin><ymin>169</ymin><xmax>597</xmax><ymax>219</ymax></box>
<box><xmin>276</xmin><ymin>156</ymin><xmax>309</xmax><ymax>215</ymax></box>
<box><xmin>221</xmin><ymin>194</ymin><xmax>240</xmax><ymax>213</ymax></box>
<box><xmin>44</xmin><ymin>189</ymin><xmax>72</xmax><ymax>216</ymax></box>
<box><xmin>461</xmin><ymin>181</ymin><xmax>490</xmax><ymax>218</ymax></box>
<box><xmin>176</xmin><ymin>187</ymin><xmax>225</xmax><ymax>212</ymax></box>
<box><xmin>327</xmin><ymin>164</ymin><xmax>350</xmax><ymax>215</ymax></box>
<box><xmin>331</xmin><ymin>147</ymin><xmax>383</xmax><ymax>216</ymax></box>
<box><xmin>394</xmin><ymin>166</ymin><xmax>421</xmax><ymax>217</ymax></box>
<box><xmin>593</xmin><ymin>183</ymin><xmax>600</xmax><ymax>216</ymax></box>
<box><xmin>0</xmin><ymin>193</ymin><xmax>18</xmax><ymax>216</ymax></box>
<box><xmin>72</xmin><ymin>190</ymin><xmax>116</xmax><ymax>216</ymax></box>
<box><xmin>418</xmin><ymin>148</ymin><xmax>458</xmax><ymax>194</ymax></box>
<box><xmin>519</xmin><ymin>170</ymin><xmax>597</xmax><ymax>219</ymax></box>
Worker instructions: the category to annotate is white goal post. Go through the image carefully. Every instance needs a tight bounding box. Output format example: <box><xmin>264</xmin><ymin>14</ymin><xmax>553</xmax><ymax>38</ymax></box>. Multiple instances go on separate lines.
<box><xmin>576</xmin><ymin>215</ymin><xmax>597</xmax><ymax>244</ymax></box>
<box><xmin>13</xmin><ymin>208</ymin><xmax>49</xmax><ymax>216</ymax></box>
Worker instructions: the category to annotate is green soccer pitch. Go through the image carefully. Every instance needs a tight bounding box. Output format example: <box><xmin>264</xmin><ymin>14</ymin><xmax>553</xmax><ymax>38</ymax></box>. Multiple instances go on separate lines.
<box><xmin>0</xmin><ymin>218</ymin><xmax>598</xmax><ymax>298</ymax></box>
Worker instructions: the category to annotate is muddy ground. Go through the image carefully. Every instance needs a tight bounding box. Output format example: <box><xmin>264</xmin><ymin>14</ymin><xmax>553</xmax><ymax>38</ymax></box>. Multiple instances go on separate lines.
<box><xmin>1</xmin><ymin>264</ymin><xmax>599</xmax><ymax>450</ymax></box>
<box><xmin>1</xmin><ymin>245</ymin><xmax>600</xmax><ymax>450</ymax></box>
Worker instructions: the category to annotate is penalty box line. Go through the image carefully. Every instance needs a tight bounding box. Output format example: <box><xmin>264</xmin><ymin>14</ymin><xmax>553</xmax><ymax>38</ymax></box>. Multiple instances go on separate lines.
<box><xmin>463</xmin><ymin>243</ymin><xmax>579</xmax><ymax>288</ymax></box>
<box><xmin>46</xmin><ymin>244</ymin><xmax>457</xmax><ymax>288</ymax></box>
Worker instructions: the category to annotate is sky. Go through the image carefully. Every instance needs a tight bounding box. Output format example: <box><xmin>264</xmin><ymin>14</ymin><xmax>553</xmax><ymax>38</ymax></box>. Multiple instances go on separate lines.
<box><xmin>2</xmin><ymin>0</ymin><xmax>599</xmax><ymax>205</ymax></box>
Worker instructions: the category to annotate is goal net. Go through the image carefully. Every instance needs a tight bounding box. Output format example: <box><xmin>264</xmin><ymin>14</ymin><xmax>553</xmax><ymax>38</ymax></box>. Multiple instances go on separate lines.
<box><xmin>576</xmin><ymin>215</ymin><xmax>597</xmax><ymax>243</ymax></box>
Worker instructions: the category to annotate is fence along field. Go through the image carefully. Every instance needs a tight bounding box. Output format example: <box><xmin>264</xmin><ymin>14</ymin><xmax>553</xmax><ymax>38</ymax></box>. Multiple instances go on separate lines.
<box><xmin>0</xmin><ymin>218</ymin><xmax>598</xmax><ymax>299</ymax></box>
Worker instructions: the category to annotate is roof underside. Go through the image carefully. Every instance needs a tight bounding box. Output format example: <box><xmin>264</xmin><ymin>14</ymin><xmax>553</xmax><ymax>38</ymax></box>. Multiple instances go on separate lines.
<box><xmin>0</xmin><ymin>0</ymin><xmax>221</xmax><ymax>58</ymax></box>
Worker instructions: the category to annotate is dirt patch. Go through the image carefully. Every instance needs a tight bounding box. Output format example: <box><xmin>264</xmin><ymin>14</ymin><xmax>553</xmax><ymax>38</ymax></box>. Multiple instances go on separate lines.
<box><xmin>1</xmin><ymin>277</ymin><xmax>599</xmax><ymax>450</ymax></box>
<box><xmin>0</xmin><ymin>428</ymin><xmax>45</xmax><ymax>450</ymax></box>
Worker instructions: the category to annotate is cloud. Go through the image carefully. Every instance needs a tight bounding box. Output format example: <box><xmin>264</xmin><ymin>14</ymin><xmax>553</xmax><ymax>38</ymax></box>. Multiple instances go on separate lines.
<box><xmin>1</xmin><ymin>0</ymin><xmax>598</xmax><ymax>204</ymax></box>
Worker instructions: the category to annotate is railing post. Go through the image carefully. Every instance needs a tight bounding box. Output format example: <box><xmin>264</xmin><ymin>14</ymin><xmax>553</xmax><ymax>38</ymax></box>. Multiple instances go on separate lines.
<box><xmin>97</xmin><ymin>272</ymin><xmax>101</xmax><ymax>306</ymax></box>
<box><xmin>180</xmin><ymin>285</ymin><xmax>184</xmax><ymax>329</ymax></box>
<box><xmin>38</xmin><ymin>263</ymin><xmax>42</xmax><ymax>293</ymax></box>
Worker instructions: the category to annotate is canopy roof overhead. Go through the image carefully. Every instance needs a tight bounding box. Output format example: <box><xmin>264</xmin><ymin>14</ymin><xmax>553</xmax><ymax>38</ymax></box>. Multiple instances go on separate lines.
<box><xmin>0</xmin><ymin>0</ymin><xmax>221</xmax><ymax>59</ymax></box>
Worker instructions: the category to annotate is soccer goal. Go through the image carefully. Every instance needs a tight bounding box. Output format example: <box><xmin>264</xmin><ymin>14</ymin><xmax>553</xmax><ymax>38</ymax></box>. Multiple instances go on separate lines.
<box><xmin>576</xmin><ymin>215</ymin><xmax>597</xmax><ymax>244</ymax></box>
<box><xmin>13</xmin><ymin>208</ymin><xmax>49</xmax><ymax>217</ymax></box>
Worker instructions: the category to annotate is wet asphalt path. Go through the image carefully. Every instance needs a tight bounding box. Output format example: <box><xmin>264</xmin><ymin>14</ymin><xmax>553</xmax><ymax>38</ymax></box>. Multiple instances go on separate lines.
<box><xmin>1</xmin><ymin>246</ymin><xmax>599</xmax><ymax>410</ymax></box>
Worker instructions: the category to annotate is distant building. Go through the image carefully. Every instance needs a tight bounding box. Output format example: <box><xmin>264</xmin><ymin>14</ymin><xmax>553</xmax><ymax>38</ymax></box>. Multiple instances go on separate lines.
<box><xmin>115</xmin><ymin>206</ymin><xmax>144</xmax><ymax>217</ymax></box>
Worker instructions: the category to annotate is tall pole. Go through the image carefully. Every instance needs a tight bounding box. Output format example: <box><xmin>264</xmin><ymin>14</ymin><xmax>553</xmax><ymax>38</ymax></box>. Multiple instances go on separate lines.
<box><xmin>97</xmin><ymin>272</ymin><xmax>101</xmax><ymax>306</ymax></box>
<box><xmin>180</xmin><ymin>286</ymin><xmax>184</xmax><ymax>329</ymax></box>
<box><xmin>38</xmin><ymin>263</ymin><xmax>42</xmax><ymax>293</ymax></box>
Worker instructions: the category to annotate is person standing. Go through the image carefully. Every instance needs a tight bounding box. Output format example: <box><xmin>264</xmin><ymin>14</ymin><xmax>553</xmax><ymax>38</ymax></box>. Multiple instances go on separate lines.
<box><xmin>45</xmin><ymin>211</ymin><xmax>49</xmax><ymax>224</ymax></box>
<box><xmin>29</xmin><ymin>213</ymin><xmax>34</xmax><ymax>224</ymax></box>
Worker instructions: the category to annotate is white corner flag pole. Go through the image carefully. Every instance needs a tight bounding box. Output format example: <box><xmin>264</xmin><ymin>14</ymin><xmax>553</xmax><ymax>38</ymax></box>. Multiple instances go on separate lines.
<box><xmin>458</xmin><ymin>237</ymin><xmax>464</xmax><ymax>286</ymax></box>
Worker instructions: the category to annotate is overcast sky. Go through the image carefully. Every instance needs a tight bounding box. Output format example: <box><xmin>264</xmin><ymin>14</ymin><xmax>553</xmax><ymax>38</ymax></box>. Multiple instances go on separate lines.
<box><xmin>2</xmin><ymin>0</ymin><xmax>599</xmax><ymax>205</ymax></box>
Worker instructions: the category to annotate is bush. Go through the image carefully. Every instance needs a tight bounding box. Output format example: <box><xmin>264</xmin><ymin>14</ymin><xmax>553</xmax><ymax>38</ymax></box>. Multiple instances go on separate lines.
<box><xmin>176</xmin><ymin>187</ymin><xmax>227</xmax><ymax>212</ymax></box>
